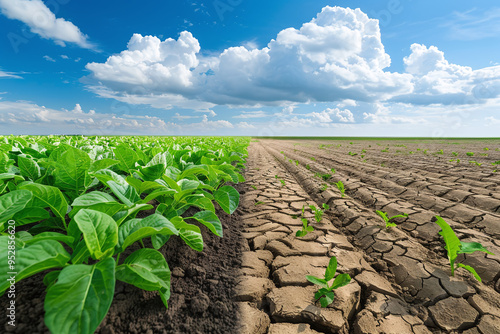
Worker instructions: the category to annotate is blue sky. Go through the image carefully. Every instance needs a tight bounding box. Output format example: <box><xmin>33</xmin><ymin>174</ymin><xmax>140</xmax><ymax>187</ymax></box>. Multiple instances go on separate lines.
<box><xmin>0</xmin><ymin>0</ymin><xmax>499</xmax><ymax>136</ymax></box>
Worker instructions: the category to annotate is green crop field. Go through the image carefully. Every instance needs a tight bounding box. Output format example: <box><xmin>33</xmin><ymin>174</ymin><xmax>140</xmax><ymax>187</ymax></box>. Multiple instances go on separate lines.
<box><xmin>0</xmin><ymin>135</ymin><xmax>250</xmax><ymax>334</ymax></box>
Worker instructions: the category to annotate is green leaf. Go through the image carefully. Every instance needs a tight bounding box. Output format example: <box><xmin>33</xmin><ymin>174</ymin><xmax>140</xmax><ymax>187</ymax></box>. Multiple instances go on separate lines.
<box><xmin>138</xmin><ymin>164</ymin><xmax>167</xmax><ymax>182</ymax></box>
<box><xmin>113</xmin><ymin>203</ymin><xmax>153</xmax><ymax>226</ymax></box>
<box><xmin>457</xmin><ymin>263</ymin><xmax>482</xmax><ymax>282</ymax></box>
<box><xmin>331</xmin><ymin>273</ymin><xmax>352</xmax><ymax>290</ymax></box>
<box><xmin>117</xmin><ymin>214</ymin><xmax>178</xmax><ymax>251</ymax></box>
<box><xmin>0</xmin><ymin>189</ymin><xmax>32</xmax><ymax>226</ymax></box>
<box><xmin>191</xmin><ymin>210</ymin><xmax>223</xmax><ymax>237</ymax></box>
<box><xmin>376</xmin><ymin>210</ymin><xmax>389</xmax><ymax>223</ymax></box>
<box><xmin>88</xmin><ymin>158</ymin><xmax>119</xmax><ymax>173</ymax></box>
<box><xmin>214</xmin><ymin>185</ymin><xmax>240</xmax><ymax>214</ymax></box>
<box><xmin>113</xmin><ymin>145</ymin><xmax>139</xmax><ymax>173</ymax></box>
<box><xmin>72</xmin><ymin>191</ymin><xmax>117</xmax><ymax>207</ymax></box>
<box><xmin>0</xmin><ymin>238</ymin><xmax>70</xmax><ymax>294</ymax></box>
<box><xmin>43</xmin><ymin>270</ymin><xmax>61</xmax><ymax>289</ymax></box>
<box><xmin>72</xmin><ymin>209</ymin><xmax>118</xmax><ymax>260</ymax></box>
<box><xmin>434</xmin><ymin>216</ymin><xmax>461</xmax><ymax>276</ymax></box>
<box><xmin>306</xmin><ymin>275</ymin><xmax>328</xmax><ymax>289</ymax></box>
<box><xmin>53</xmin><ymin>146</ymin><xmax>92</xmax><ymax>193</ymax></box>
<box><xmin>107</xmin><ymin>181</ymin><xmax>140</xmax><ymax>207</ymax></box>
<box><xmin>319</xmin><ymin>291</ymin><xmax>335</xmax><ymax>308</ymax></box>
<box><xmin>459</xmin><ymin>241</ymin><xmax>494</xmax><ymax>255</ymax></box>
<box><xmin>12</xmin><ymin>207</ymin><xmax>51</xmax><ymax>226</ymax></box>
<box><xmin>19</xmin><ymin>183</ymin><xmax>68</xmax><ymax>225</ymax></box>
<box><xmin>24</xmin><ymin>232</ymin><xmax>74</xmax><ymax>247</ymax></box>
<box><xmin>296</xmin><ymin>230</ymin><xmax>307</xmax><ymax>237</ymax></box>
<box><xmin>171</xmin><ymin>216</ymin><xmax>203</xmax><ymax>252</ymax></box>
<box><xmin>324</xmin><ymin>257</ymin><xmax>337</xmax><ymax>282</ymax></box>
<box><xmin>116</xmin><ymin>249</ymin><xmax>171</xmax><ymax>294</ymax></box>
<box><xmin>44</xmin><ymin>257</ymin><xmax>116</xmax><ymax>334</ymax></box>
<box><xmin>18</xmin><ymin>156</ymin><xmax>41</xmax><ymax>180</ymax></box>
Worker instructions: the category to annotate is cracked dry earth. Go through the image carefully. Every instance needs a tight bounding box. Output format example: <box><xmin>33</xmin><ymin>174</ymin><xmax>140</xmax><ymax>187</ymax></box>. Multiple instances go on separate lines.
<box><xmin>233</xmin><ymin>140</ymin><xmax>500</xmax><ymax>334</ymax></box>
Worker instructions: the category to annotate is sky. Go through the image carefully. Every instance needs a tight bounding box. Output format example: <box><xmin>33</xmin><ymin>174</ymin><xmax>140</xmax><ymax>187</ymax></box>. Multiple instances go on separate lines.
<box><xmin>0</xmin><ymin>0</ymin><xmax>500</xmax><ymax>137</ymax></box>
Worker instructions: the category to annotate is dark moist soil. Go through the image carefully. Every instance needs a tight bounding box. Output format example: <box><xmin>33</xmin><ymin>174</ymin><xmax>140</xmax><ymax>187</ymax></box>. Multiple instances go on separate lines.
<box><xmin>1</xmin><ymin>193</ymin><xmax>246</xmax><ymax>334</ymax></box>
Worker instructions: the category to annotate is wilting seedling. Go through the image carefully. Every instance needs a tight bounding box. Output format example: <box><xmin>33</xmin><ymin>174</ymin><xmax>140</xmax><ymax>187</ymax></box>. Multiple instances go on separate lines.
<box><xmin>306</xmin><ymin>256</ymin><xmax>351</xmax><ymax>308</ymax></box>
<box><xmin>336</xmin><ymin>181</ymin><xmax>345</xmax><ymax>198</ymax></box>
<box><xmin>434</xmin><ymin>216</ymin><xmax>494</xmax><ymax>282</ymax></box>
<box><xmin>376</xmin><ymin>210</ymin><xmax>408</xmax><ymax>228</ymax></box>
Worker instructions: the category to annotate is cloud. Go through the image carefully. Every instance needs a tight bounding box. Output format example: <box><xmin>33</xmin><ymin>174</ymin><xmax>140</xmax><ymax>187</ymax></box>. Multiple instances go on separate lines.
<box><xmin>233</xmin><ymin>110</ymin><xmax>268</xmax><ymax>118</ymax></box>
<box><xmin>237</xmin><ymin>122</ymin><xmax>256</xmax><ymax>129</ymax></box>
<box><xmin>310</xmin><ymin>107</ymin><xmax>355</xmax><ymax>123</ymax></box>
<box><xmin>85</xmin><ymin>6</ymin><xmax>412</xmax><ymax>109</ymax></box>
<box><xmin>61</xmin><ymin>55</ymin><xmax>69</xmax><ymax>59</ymax></box>
<box><xmin>0</xmin><ymin>68</ymin><xmax>22</xmax><ymax>79</ymax></box>
<box><xmin>0</xmin><ymin>0</ymin><xmax>94</xmax><ymax>49</ymax></box>
<box><xmin>43</xmin><ymin>55</ymin><xmax>56</xmax><ymax>62</ymax></box>
<box><xmin>0</xmin><ymin>100</ymin><xmax>174</xmax><ymax>135</ymax></box>
<box><xmin>392</xmin><ymin>43</ymin><xmax>500</xmax><ymax>105</ymax></box>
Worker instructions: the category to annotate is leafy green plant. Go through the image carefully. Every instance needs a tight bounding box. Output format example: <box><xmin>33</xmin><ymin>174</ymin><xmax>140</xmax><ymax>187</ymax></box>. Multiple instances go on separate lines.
<box><xmin>433</xmin><ymin>216</ymin><xmax>493</xmax><ymax>281</ymax></box>
<box><xmin>336</xmin><ymin>181</ymin><xmax>345</xmax><ymax>198</ymax></box>
<box><xmin>0</xmin><ymin>135</ymin><xmax>249</xmax><ymax>334</ymax></box>
<box><xmin>310</xmin><ymin>203</ymin><xmax>329</xmax><ymax>223</ymax></box>
<box><xmin>376</xmin><ymin>211</ymin><xmax>408</xmax><ymax>228</ymax></box>
<box><xmin>295</xmin><ymin>206</ymin><xmax>313</xmax><ymax>237</ymax></box>
<box><xmin>306</xmin><ymin>256</ymin><xmax>351</xmax><ymax>307</ymax></box>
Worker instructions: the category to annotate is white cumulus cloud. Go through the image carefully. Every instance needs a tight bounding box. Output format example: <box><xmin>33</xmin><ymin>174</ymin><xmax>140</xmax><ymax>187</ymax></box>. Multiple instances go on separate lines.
<box><xmin>0</xmin><ymin>0</ymin><xmax>93</xmax><ymax>49</ymax></box>
<box><xmin>85</xmin><ymin>6</ymin><xmax>413</xmax><ymax>110</ymax></box>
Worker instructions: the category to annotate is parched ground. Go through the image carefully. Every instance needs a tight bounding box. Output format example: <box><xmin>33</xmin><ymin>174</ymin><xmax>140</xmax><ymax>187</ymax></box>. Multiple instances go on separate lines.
<box><xmin>234</xmin><ymin>139</ymin><xmax>500</xmax><ymax>334</ymax></box>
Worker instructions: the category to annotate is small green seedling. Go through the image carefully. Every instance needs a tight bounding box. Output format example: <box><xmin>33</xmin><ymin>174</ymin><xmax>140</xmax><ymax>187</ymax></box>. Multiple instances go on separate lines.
<box><xmin>320</xmin><ymin>184</ymin><xmax>328</xmax><ymax>192</ymax></box>
<box><xmin>306</xmin><ymin>256</ymin><xmax>351</xmax><ymax>308</ymax></box>
<box><xmin>381</xmin><ymin>149</ymin><xmax>389</xmax><ymax>153</ymax></box>
<box><xmin>466</xmin><ymin>152</ymin><xmax>474</xmax><ymax>157</ymax></box>
<box><xmin>492</xmin><ymin>161</ymin><xmax>500</xmax><ymax>166</ymax></box>
<box><xmin>434</xmin><ymin>216</ymin><xmax>494</xmax><ymax>282</ymax></box>
<box><xmin>309</xmin><ymin>203</ymin><xmax>329</xmax><ymax>223</ymax></box>
<box><xmin>306</xmin><ymin>164</ymin><xmax>311</xmax><ymax>170</ymax></box>
<box><xmin>310</xmin><ymin>157</ymin><xmax>316</xmax><ymax>161</ymax></box>
<box><xmin>250</xmin><ymin>185</ymin><xmax>257</xmax><ymax>190</ymax></box>
<box><xmin>296</xmin><ymin>217</ymin><xmax>314</xmax><ymax>237</ymax></box>
<box><xmin>336</xmin><ymin>181</ymin><xmax>345</xmax><ymax>198</ymax></box>
<box><xmin>295</xmin><ymin>160</ymin><xmax>299</xmax><ymax>166</ymax></box>
<box><xmin>330</xmin><ymin>168</ymin><xmax>336</xmax><ymax>174</ymax></box>
<box><xmin>348</xmin><ymin>152</ymin><xmax>357</xmax><ymax>156</ymax></box>
<box><xmin>255</xmin><ymin>201</ymin><xmax>265</xmax><ymax>206</ymax></box>
<box><xmin>484</xmin><ymin>147</ymin><xmax>489</xmax><ymax>151</ymax></box>
<box><xmin>279</xmin><ymin>179</ymin><xmax>286</xmax><ymax>187</ymax></box>
<box><xmin>376</xmin><ymin>211</ymin><xmax>408</xmax><ymax>228</ymax></box>
<box><xmin>295</xmin><ymin>205</ymin><xmax>314</xmax><ymax>237</ymax></box>
<box><xmin>452</xmin><ymin>152</ymin><xmax>458</xmax><ymax>156</ymax></box>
